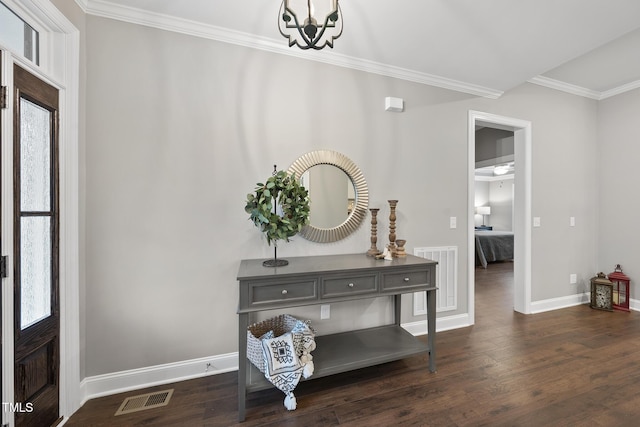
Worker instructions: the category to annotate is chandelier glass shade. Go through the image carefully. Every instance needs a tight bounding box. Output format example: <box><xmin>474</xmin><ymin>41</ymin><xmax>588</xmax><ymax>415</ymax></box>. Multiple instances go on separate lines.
<box><xmin>279</xmin><ymin>0</ymin><xmax>343</xmax><ymax>50</ymax></box>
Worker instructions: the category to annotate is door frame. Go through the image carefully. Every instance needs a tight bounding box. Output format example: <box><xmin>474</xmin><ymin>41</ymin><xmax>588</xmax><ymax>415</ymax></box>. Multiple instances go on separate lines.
<box><xmin>467</xmin><ymin>110</ymin><xmax>532</xmax><ymax>323</ymax></box>
<box><xmin>1</xmin><ymin>0</ymin><xmax>80</xmax><ymax>425</ymax></box>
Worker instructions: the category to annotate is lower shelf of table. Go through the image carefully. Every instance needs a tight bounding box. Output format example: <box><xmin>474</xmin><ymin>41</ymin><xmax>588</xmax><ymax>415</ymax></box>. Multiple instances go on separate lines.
<box><xmin>246</xmin><ymin>324</ymin><xmax>430</xmax><ymax>392</ymax></box>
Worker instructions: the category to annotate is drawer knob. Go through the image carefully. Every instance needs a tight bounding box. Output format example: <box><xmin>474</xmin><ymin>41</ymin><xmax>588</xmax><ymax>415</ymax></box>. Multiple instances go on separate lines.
<box><xmin>348</xmin><ymin>283</ymin><xmax>355</xmax><ymax>288</ymax></box>
<box><xmin>281</xmin><ymin>289</ymin><xmax>288</xmax><ymax>295</ymax></box>
<box><xmin>403</xmin><ymin>277</ymin><xmax>410</xmax><ymax>282</ymax></box>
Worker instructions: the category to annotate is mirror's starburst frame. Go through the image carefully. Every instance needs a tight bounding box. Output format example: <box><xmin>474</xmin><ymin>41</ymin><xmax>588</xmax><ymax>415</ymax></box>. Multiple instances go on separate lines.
<box><xmin>288</xmin><ymin>150</ymin><xmax>368</xmax><ymax>243</ymax></box>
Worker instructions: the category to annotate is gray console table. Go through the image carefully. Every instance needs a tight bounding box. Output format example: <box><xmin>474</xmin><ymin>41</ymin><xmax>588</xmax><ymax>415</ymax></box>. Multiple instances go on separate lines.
<box><xmin>236</xmin><ymin>253</ymin><xmax>437</xmax><ymax>421</ymax></box>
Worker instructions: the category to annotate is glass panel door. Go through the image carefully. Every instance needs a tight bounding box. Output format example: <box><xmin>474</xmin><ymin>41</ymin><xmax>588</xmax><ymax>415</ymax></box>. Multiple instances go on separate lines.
<box><xmin>20</xmin><ymin>216</ymin><xmax>51</xmax><ymax>329</ymax></box>
<box><xmin>13</xmin><ymin>63</ymin><xmax>59</xmax><ymax>427</ymax></box>
<box><xmin>18</xmin><ymin>97</ymin><xmax>52</xmax><ymax>330</ymax></box>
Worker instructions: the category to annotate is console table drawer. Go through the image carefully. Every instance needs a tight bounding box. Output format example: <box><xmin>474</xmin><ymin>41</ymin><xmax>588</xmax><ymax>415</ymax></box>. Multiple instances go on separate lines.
<box><xmin>321</xmin><ymin>274</ymin><xmax>378</xmax><ymax>298</ymax></box>
<box><xmin>381</xmin><ymin>269</ymin><xmax>430</xmax><ymax>291</ymax></box>
<box><xmin>248</xmin><ymin>279</ymin><xmax>318</xmax><ymax>308</ymax></box>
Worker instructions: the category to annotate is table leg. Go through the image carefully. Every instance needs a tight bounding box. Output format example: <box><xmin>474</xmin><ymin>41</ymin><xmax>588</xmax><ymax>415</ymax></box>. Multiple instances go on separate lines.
<box><xmin>426</xmin><ymin>288</ymin><xmax>437</xmax><ymax>372</ymax></box>
<box><xmin>238</xmin><ymin>313</ymin><xmax>249</xmax><ymax>422</ymax></box>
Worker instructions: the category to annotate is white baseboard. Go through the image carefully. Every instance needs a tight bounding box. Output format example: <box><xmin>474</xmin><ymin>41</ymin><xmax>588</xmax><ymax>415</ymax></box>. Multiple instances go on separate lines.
<box><xmin>80</xmin><ymin>294</ymin><xmax>627</xmax><ymax>408</ymax></box>
<box><xmin>80</xmin><ymin>318</ymin><xmax>470</xmax><ymax>406</ymax></box>
<box><xmin>402</xmin><ymin>320</ymin><xmax>428</xmax><ymax>336</ymax></box>
<box><xmin>404</xmin><ymin>293</ymin><xmax>595</xmax><ymax>337</ymax></box>
<box><xmin>80</xmin><ymin>352</ymin><xmax>238</xmax><ymax>405</ymax></box>
<box><xmin>402</xmin><ymin>313</ymin><xmax>472</xmax><ymax>336</ymax></box>
<box><xmin>530</xmin><ymin>293</ymin><xmax>590</xmax><ymax>314</ymax></box>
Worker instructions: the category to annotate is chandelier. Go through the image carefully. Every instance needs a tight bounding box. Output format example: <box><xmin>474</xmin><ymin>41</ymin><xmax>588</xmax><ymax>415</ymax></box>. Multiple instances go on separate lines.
<box><xmin>278</xmin><ymin>0</ymin><xmax>343</xmax><ymax>50</ymax></box>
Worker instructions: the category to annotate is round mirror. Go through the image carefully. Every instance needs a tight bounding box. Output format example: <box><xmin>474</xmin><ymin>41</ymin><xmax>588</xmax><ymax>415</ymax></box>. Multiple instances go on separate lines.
<box><xmin>300</xmin><ymin>165</ymin><xmax>355</xmax><ymax>229</ymax></box>
<box><xmin>288</xmin><ymin>150</ymin><xmax>368</xmax><ymax>243</ymax></box>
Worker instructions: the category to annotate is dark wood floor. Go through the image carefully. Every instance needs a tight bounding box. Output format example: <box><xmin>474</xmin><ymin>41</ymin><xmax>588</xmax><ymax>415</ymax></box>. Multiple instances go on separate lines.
<box><xmin>66</xmin><ymin>261</ymin><xmax>640</xmax><ymax>426</ymax></box>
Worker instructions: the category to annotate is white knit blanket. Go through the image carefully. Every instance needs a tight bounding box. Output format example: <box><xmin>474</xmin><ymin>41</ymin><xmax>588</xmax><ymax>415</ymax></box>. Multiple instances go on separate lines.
<box><xmin>260</xmin><ymin>320</ymin><xmax>316</xmax><ymax>410</ymax></box>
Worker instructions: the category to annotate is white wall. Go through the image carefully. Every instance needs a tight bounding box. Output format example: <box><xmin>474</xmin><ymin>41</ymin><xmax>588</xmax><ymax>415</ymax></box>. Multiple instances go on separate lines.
<box><xmin>489</xmin><ymin>178</ymin><xmax>514</xmax><ymax>231</ymax></box>
<box><xmin>473</xmin><ymin>178</ymin><xmax>513</xmax><ymax>230</ymax></box>
<box><xmin>81</xmin><ymin>16</ymin><xmax>601</xmax><ymax>377</ymax></box>
<box><xmin>474</xmin><ymin>181</ymin><xmax>489</xmax><ymax>227</ymax></box>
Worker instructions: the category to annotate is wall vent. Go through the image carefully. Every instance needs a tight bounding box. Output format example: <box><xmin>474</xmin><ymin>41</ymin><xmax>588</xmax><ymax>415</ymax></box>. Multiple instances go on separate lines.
<box><xmin>413</xmin><ymin>246</ymin><xmax>458</xmax><ymax>315</ymax></box>
<box><xmin>115</xmin><ymin>389</ymin><xmax>174</xmax><ymax>416</ymax></box>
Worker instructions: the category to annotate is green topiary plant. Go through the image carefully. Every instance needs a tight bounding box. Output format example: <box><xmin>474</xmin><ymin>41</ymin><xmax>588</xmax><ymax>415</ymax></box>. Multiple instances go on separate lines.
<box><xmin>245</xmin><ymin>169</ymin><xmax>310</xmax><ymax>263</ymax></box>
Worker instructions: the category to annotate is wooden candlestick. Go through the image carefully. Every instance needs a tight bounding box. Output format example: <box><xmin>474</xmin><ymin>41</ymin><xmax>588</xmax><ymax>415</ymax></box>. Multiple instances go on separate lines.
<box><xmin>367</xmin><ymin>208</ymin><xmax>381</xmax><ymax>256</ymax></box>
<box><xmin>395</xmin><ymin>239</ymin><xmax>407</xmax><ymax>257</ymax></box>
<box><xmin>388</xmin><ymin>200</ymin><xmax>398</xmax><ymax>256</ymax></box>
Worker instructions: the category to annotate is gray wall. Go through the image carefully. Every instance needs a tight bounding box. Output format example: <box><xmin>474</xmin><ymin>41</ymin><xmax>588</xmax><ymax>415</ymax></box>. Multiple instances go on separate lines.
<box><xmin>598</xmin><ymin>89</ymin><xmax>640</xmax><ymax>293</ymax></box>
<box><xmin>80</xmin><ymin>15</ymin><xmax>601</xmax><ymax>377</ymax></box>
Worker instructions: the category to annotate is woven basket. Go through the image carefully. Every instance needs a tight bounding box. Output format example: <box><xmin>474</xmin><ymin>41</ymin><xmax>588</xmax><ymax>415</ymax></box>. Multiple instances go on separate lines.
<box><xmin>247</xmin><ymin>314</ymin><xmax>312</xmax><ymax>374</ymax></box>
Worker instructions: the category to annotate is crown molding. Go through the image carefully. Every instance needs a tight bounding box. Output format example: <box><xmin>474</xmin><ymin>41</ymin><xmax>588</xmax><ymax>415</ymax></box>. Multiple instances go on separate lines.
<box><xmin>81</xmin><ymin>0</ymin><xmax>503</xmax><ymax>99</ymax></box>
<box><xmin>64</xmin><ymin>1</ymin><xmax>640</xmax><ymax>101</ymax></box>
<box><xmin>600</xmin><ymin>79</ymin><xmax>640</xmax><ymax>100</ymax></box>
<box><xmin>528</xmin><ymin>75</ymin><xmax>640</xmax><ymax>101</ymax></box>
<box><xmin>73</xmin><ymin>0</ymin><xmax>88</xmax><ymax>13</ymax></box>
<box><xmin>528</xmin><ymin>75</ymin><xmax>601</xmax><ymax>100</ymax></box>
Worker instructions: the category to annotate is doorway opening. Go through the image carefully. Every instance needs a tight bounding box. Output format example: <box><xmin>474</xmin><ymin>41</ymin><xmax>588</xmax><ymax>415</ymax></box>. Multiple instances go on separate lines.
<box><xmin>468</xmin><ymin>111</ymin><xmax>532</xmax><ymax>324</ymax></box>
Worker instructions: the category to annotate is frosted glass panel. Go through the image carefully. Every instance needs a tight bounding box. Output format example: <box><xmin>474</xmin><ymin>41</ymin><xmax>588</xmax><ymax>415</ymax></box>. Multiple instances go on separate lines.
<box><xmin>20</xmin><ymin>98</ymin><xmax>51</xmax><ymax>211</ymax></box>
<box><xmin>20</xmin><ymin>216</ymin><xmax>52</xmax><ymax>329</ymax></box>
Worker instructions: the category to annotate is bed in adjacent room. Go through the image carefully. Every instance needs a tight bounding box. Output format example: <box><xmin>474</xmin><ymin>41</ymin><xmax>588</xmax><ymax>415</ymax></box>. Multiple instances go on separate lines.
<box><xmin>475</xmin><ymin>230</ymin><xmax>514</xmax><ymax>268</ymax></box>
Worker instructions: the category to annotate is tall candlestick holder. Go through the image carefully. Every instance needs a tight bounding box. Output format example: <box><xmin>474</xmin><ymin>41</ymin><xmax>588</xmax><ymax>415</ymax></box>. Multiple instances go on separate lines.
<box><xmin>367</xmin><ymin>208</ymin><xmax>381</xmax><ymax>256</ymax></box>
<box><xmin>388</xmin><ymin>200</ymin><xmax>398</xmax><ymax>257</ymax></box>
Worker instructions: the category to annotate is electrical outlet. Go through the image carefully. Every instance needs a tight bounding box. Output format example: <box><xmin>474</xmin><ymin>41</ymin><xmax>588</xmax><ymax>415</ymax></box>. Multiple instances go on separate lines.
<box><xmin>320</xmin><ymin>304</ymin><xmax>330</xmax><ymax>320</ymax></box>
<box><xmin>450</xmin><ymin>216</ymin><xmax>457</xmax><ymax>229</ymax></box>
<box><xmin>570</xmin><ymin>274</ymin><xmax>577</xmax><ymax>284</ymax></box>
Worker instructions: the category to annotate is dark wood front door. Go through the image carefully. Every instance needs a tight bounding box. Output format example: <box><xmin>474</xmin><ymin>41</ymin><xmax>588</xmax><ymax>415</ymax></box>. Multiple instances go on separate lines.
<box><xmin>13</xmin><ymin>64</ymin><xmax>60</xmax><ymax>427</ymax></box>
<box><xmin>1</xmin><ymin>53</ymin><xmax>3</xmax><ymax>422</ymax></box>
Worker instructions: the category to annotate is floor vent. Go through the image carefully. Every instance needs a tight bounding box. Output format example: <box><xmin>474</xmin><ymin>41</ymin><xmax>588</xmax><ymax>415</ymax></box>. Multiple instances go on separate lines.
<box><xmin>114</xmin><ymin>389</ymin><xmax>174</xmax><ymax>416</ymax></box>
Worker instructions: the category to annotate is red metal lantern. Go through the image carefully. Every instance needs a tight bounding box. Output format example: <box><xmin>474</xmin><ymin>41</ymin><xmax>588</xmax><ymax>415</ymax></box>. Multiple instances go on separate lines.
<box><xmin>608</xmin><ymin>264</ymin><xmax>630</xmax><ymax>312</ymax></box>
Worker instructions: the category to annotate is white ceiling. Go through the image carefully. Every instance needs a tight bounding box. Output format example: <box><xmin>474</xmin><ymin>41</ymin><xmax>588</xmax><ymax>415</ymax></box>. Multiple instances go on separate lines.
<box><xmin>78</xmin><ymin>0</ymin><xmax>640</xmax><ymax>100</ymax></box>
